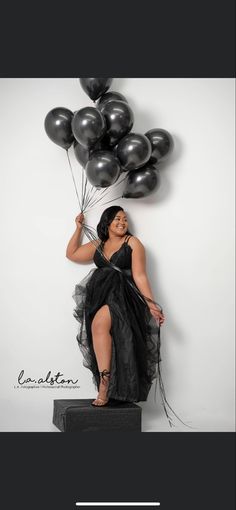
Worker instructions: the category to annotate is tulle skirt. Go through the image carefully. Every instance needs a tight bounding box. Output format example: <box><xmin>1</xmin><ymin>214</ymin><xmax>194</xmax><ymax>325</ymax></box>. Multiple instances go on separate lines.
<box><xmin>72</xmin><ymin>265</ymin><xmax>161</xmax><ymax>403</ymax></box>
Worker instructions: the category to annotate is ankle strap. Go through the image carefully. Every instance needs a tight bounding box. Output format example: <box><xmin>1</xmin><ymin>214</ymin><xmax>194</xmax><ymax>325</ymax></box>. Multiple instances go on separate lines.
<box><xmin>99</xmin><ymin>369</ymin><xmax>110</xmax><ymax>380</ymax></box>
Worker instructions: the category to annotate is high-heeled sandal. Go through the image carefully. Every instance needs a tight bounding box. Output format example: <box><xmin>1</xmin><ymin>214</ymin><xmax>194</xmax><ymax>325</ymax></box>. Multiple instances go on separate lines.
<box><xmin>91</xmin><ymin>369</ymin><xmax>111</xmax><ymax>407</ymax></box>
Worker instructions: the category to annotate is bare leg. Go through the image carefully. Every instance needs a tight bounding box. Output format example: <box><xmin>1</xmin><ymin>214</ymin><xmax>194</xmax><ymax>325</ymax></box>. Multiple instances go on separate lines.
<box><xmin>91</xmin><ymin>304</ymin><xmax>112</xmax><ymax>406</ymax></box>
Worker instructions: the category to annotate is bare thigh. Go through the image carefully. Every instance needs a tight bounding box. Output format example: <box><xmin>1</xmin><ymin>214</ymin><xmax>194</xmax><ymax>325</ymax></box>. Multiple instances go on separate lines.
<box><xmin>91</xmin><ymin>304</ymin><xmax>112</xmax><ymax>335</ymax></box>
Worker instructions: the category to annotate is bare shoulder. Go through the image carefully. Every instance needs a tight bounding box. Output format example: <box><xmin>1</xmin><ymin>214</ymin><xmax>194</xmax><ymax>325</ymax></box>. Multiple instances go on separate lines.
<box><xmin>128</xmin><ymin>236</ymin><xmax>145</xmax><ymax>251</ymax></box>
<box><xmin>129</xmin><ymin>236</ymin><xmax>146</xmax><ymax>273</ymax></box>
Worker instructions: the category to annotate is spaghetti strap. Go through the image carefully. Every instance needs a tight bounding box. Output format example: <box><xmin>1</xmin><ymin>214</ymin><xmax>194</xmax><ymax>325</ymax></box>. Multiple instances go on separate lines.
<box><xmin>124</xmin><ymin>235</ymin><xmax>132</xmax><ymax>244</ymax></box>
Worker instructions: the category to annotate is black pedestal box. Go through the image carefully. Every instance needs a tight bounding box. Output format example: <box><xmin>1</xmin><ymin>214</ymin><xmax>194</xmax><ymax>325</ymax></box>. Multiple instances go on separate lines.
<box><xmin>53</xmin><ymin>399</ymin><xmax>142</xmax><ymax>432</ymax></box>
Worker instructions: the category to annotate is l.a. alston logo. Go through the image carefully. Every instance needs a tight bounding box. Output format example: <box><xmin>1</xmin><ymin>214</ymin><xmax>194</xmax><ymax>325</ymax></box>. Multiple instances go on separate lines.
<box><xmin>16</xmin><ymin>369</ymin><xmax>79</xmax><ymax>386</ymax></box>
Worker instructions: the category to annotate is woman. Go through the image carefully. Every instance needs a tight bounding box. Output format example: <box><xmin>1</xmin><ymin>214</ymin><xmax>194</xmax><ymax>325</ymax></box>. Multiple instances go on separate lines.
<box><xmin>66</xmin><ymin>205</ymin><xmax>165</xmax><ymax>407</ymax></box>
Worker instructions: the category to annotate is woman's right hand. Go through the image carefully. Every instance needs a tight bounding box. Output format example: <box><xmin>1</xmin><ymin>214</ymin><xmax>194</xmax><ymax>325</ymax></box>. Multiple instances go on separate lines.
<box><xmin>75</xmin><ymin>212</ymin><xmax>85</xmax><ymax>228</ymax></box>
<box><xmin>149</xmin><ymin>305</ymin><xmax>165</xmax><ymax>326</ymax></box>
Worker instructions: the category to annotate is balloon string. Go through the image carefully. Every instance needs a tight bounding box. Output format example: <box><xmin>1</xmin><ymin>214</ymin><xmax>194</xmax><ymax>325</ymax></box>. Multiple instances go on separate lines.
<box><xmin>101</xmin><ymin>173</ymin><xmax>127</xmax><ymax>194</ymax></box>
<box><xmin>84</xmin><ymin>190</ymin><xmax>108</xmax><ymax>211</ymax></box>
<box><xmin>66</xmin><ymin>149</ymin><xmax>83</xmax><ymax>211</ymax></box>
<box><xmin>82</xmin><ymin>179</ymin><xmax>95</xmax><ymax>211</ymax></box>
<box><xmin>83</xmin><ymin>173</ymin><xmax>121</xmax><ymax>210</ymax></box>
<box><xmin>81</xmin><ymin>169</ymin><xmax>90</xmax><ymax>212</ymax></box>
<box><xmin>113</xmin><ymin>174</ymin><xmax>127</xmax><ymax>187</ymax></box>
<box><xmin>155</xmin><ymin>358</ymin><xmax>195</xmax><ymax>429</ymax></box>
<box><xmin>81</xmin><ymin>162</ymin><xmax>85</xmax><ymax>210</ymax></box>
<box><xmin>81</xmin><ymin>224</ymin><xmax>105</xmax><ymax>259</ymax></box>
<box><xmin>83</xmin><ymin>195</ymin><xmax>124</xmax><ymax>213</ymax></box>
<box><xmin>82</xmin><ymin>172</ymin><xmax>88</xmax><ymax>210</ymax></box>
<box><xmin>84</xmin><ymin>185</ymin><xmax>107</xmax><ymax>210</ymax></box>
<box><xmin>83</xmin><ymin>191</ymin><xmax>95</xmax><ymax>210</ymax></box>
<box><xmin>84</xmin><ymin>174</ymin><xmax>127</xmax><ymax>211</ymax></box>
<box><xmin>82</xmin><ymin>175</ymin><xmax>126</xmax><ymax>213</ymax></box>
<box><xmin>82</xmin><ymin>176</ymin><xmax>110</xmax><ymax>211</ymax></box>
<box><xmin>88</xmin><ymin>177</ymin><xmax>126</xmax><ymax>205</ymax></box>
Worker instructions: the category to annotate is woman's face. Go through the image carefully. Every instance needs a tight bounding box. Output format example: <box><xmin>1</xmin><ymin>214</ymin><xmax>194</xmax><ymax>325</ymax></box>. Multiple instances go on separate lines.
<box><xmin>108</xmin><ymin>210</ymin><xmax>128</xmax><ymax>237</ymax></box>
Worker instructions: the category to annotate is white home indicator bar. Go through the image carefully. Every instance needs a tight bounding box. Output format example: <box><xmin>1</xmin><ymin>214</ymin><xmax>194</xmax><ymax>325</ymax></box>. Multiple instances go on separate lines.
<box><xmin>75</xmin><ymin>503</ymin><xmax>160</xmax><ymax>507</ymax></box>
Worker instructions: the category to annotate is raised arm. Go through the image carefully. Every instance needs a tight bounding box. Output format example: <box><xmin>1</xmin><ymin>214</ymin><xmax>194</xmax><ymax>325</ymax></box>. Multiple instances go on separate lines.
<box><xmin>130</xmin><ymin>237</ymin><xmax>165</xmax><ymax>325</ymax></box>
<box><xmin>66</xmin><ymin>212</ymin><xmax>100</xmax><ymax>263</ymax></box>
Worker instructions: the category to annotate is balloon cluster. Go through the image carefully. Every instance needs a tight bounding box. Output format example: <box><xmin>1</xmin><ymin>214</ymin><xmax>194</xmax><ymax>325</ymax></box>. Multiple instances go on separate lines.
<box><xmin>44</xmin><ymin>78</ymin><xmax>174</xmax><ymax>208</ymax></box>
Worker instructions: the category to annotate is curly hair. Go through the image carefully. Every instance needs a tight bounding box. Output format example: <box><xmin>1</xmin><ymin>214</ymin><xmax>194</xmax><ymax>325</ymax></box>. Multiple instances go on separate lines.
<box><xmin>96</xmin><ymin>205</ymin><xmax>133</xmax><ymax>242</ymax></box>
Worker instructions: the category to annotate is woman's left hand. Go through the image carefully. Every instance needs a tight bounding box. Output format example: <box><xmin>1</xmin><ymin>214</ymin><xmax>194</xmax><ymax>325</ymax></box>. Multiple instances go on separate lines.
<box><xmin>149</xmin><ymin>305</ymin><xmax>165</xmax><ymax>326</ymax></box>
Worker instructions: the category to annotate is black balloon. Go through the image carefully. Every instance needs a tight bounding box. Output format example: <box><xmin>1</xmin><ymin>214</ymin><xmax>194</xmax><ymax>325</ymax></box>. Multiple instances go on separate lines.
<box><xmin>74</xmin><ymin>138</ymin><xmax>110</xmax><ymax>168</ymax></box>
<box><xmin>44</xmin><ymin>107</ymin><xmax>74</xmax><ymax>150</ymax></box>
<box><xmin>100</xmin><ymin>100</ymin><xmax>134</xmax><ymax>147</ymax></box>
<box><xmin>74</xmin><ymin>140</ymin><xmax>90</xmax><ymax>168</ymax></box>
<box><xmin>117</xmin><ymin>133</ymin><xmax>152</xmax><ymax>171</ymax></box>
<box><xmin>123</xmin><ymin>165</ymin><xmax>161</xmax><ymax>198</ymax></box>
<box><xmin>72</xmin><ymin>107</ymin><xmax>106</xmax><ymax>149</ymax></box>
<box><xmin>85</xmin><ymin>150</ymin><xmax>121</xmax><ymax>187</ymax></box>
<box><xmin>145</xmin><ymin>128</ymin><xmax>174</xmax><ymax>165</ymax></box>
<box><xmin>79</xmin><ymin>78</ymin><xmax>113</xmax><ymax>101</ymax></box>
<box><xmin>97</xmin><ymin>91</ymin><xmax>128</xmax><ymax>110</ymax></box>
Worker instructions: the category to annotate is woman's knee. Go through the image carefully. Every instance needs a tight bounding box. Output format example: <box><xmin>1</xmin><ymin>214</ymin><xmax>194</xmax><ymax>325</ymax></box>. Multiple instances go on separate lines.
<box><xmin>91</xmin><ymin>305</ymin><xmax>111</xmax><ymax>335</ymax></box>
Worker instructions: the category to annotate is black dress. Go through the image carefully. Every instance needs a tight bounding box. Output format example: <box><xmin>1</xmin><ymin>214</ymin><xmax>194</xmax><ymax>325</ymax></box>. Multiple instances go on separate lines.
<box><xmin>72</xmin><ymin>234</ymin><xmax>162</xmax><ymax>404</ymax></box>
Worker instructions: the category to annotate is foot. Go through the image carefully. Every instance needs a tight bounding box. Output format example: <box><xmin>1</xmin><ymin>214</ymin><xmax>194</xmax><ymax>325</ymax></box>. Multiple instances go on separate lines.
<box><xmin>92</xmin><ymin>369</ymin><xmax>110</xmax><ymax>406</ymax></box>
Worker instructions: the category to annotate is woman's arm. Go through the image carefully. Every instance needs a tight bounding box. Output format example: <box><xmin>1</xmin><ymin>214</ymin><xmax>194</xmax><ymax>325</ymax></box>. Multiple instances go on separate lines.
<box><xmin>130</xmin><ymin>237</ymin><xmax>165</xmax><ymax>324</ymax></box>
<box><xmin>66</xmin><ymin>212</ymin><xmax>99</xmax><ymax>263</ymax></box>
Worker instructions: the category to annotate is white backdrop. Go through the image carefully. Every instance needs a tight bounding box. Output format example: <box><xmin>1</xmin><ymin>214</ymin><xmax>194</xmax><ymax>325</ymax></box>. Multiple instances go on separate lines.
<box><xmin>0</xmin><ymin>78</ymin><xmax>234</xmax><ymax>432</ymax></box>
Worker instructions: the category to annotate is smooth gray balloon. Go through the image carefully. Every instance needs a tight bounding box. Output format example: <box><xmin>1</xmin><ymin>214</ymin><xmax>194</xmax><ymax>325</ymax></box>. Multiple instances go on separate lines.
<box><xmin>85</xmin><ymin>150</ymin><xmax>121</xmax><ymax>187</ymax></box>
<box><xmin>145</xmin><ymin>128</ymin><xmax>174</xmax><ymax>166</ymax></box>
<box><xmin>79</xmin><ymin>78</ymin><xmax>113</xmax><ymax>101</ymax></box>
<box><xmin>72</xmin><ymin>107</ymin><xmax>106</xmax><ymax>149</ymax></box>
<box><xmin>100</xmin><ymin>100</ymin><xmax>134</xmax><ymax>147</ymax></box>
<box><xmin>44</xmin><ymin>107</ymin><xmax>74</xmax><ymax>150</ymax></box>
<box><xmin>117</xmin><ymin>132</ymin><xmax>152</xmax><ymax>171</ymax></box>
<box><xmin>97</xmin><ymin>91</ymin><xmax>128</xmax><ymax>110</ymax></box>
<box><xmin>123</xmin><ymin>165</ymin><xmax>160</xmax><ymax>198</ymax></box>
